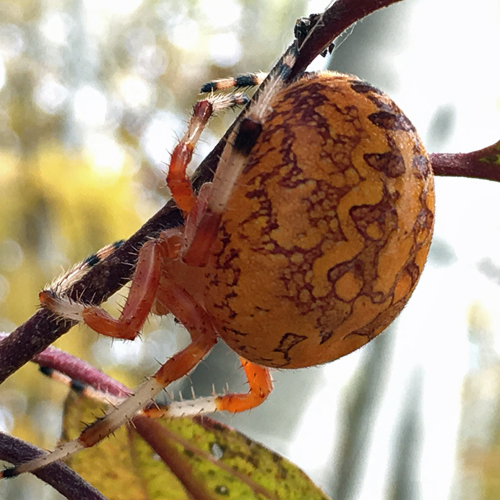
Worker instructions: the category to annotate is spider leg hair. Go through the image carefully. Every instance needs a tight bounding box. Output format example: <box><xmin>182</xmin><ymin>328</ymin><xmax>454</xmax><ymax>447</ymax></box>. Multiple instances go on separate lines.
<box><xmin>144</xmin><ymin>357</ymin><xmax>273</xmax><ymax>418</ymax></box>
<box><xmin>167</xmin><ymin>92</ymin><xmax>250</xmax><ymax>214</ymax></box>
<box><xmin>200</xmin><ymin>72</ymin><xmax>267</xmax><ymax>93</ymax></box>
<box><xmin>182</xmin><ymin>42</ymin><xmax>299</xmax><ymax>266</ymax></box>
<box><xmin>3</xmin><ymin>275</ymin><xmax>219</xmax><ymax>478</ymax></box>
<box><xmin>39</xmin><ymin>356</ymin><xmax>271</xmax><ymax>420</ymax></box>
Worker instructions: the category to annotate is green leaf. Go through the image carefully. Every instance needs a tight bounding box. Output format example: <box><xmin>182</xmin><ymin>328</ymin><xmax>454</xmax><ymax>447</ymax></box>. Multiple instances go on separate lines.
<box><xmin>479</xmin><ymin>140</ymin><xmax>500</xmax><ymax>164</ymax></box>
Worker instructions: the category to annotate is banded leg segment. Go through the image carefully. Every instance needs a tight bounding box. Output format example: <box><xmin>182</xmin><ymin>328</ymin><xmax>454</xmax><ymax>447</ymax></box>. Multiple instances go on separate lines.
<box><xmin>183</xmin><ymin>44</ymin><xmax>299</xmax><ymax>267</ymax></box>
<box><xmin>200</xmin><ymin>72</ymin><xmax>267</xmax><ymax>93</ymax></box>
<box><xmin>40</xmin><ymin>239</ymin><xmax>164</xmax><ymax>340</ymax></box>
<box><xmin>3</xmin><ymin>266</ymin><xmax>219</xmax><ymax>478</ymax></box>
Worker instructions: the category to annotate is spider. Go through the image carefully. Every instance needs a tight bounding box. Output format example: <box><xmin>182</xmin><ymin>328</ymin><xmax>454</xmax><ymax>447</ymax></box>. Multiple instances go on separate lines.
<box><xmin>2</xmin><ymin>34</ymin><xmax>434</xmax><ymax>478</ymax></box>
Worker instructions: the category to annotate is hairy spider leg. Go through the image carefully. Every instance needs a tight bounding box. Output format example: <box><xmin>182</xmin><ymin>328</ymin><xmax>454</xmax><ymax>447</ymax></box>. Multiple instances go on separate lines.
<box><xmin>3</xmin><ymin>238</ymin><xmax>220</xmax><ymax>478</ymax></box>
<box><xmin>167</xmin><ymin>93</ymin><xmax>249</xmax><ymax>214</ymax></box>
<box><xmin>136</xmin><ymin>356</ymin><xmax>272</xmax><ymax>418</ymax></box>
<box><xmin>3</xmin><ymin>42</ymin><xmax>302</xmax><ymax>480</ymax></box>
<box><xmin>200</xmin><ymin>72</ymin><xmax>267</xmax><ymax>93</ymax></box>
<box><xmin>40</xmin><ymin>349</ymin><xmax>270</xmax><ymax>424</ymax></box>
<box><xmin>39</xmin><ymin>237</ymin><xmax>163</xmax><ymax>340</ymax></box>
<box><xmin>183</xmin><ymin>42</ymin><xmax>299</xmax><ymax>267</ymax></box>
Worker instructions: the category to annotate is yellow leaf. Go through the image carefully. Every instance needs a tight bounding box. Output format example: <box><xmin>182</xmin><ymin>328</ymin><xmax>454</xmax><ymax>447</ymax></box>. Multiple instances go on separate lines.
<box><xmin>63</xmin><ymin>393</ymin><xmax>329</xmax><ymax>500</ymax></box>
<box><xmin>63</xmin><ymin>393</ymin><xmax>188</xmax><ymax>500</ymax></box>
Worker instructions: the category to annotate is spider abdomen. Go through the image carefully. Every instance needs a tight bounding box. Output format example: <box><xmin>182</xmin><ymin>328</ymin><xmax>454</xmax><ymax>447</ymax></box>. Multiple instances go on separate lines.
<box><xmin>205</xmin><ymin>72</ymin><xmax>435</xmax><ymax>369</ymax></box>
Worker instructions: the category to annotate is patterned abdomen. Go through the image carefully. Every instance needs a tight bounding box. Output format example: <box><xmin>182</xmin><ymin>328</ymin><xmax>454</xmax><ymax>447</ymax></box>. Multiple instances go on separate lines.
<box><xmin>205</xmin><ymin>72</ymin><xmax>435</xmax><ymax>369</ymax></box>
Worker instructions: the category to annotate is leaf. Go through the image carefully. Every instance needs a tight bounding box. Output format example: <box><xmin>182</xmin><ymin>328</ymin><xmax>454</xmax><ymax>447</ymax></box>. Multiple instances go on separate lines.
<box><xmin>62</xmin><ymin>393</ymin><xmax>329</xmax><ymax>500</ymax></box>
<box><xmin>479</xmin><ymin>140</ymin><xmax>500</xmax><ymax>165</ymax></box>
<box><xmin>62</xmin><ymin>393</ymin><xmax>189</xmax><ymax>500</ymax></box>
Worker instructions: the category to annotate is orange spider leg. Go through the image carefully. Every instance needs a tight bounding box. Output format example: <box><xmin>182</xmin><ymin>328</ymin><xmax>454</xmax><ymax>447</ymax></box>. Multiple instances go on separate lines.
<box><xmin>140</xmin><ymin>356</ymin><xmax>272</xmax><ymax>419</ymax></box>
<box><xmin>40</xmin><ymin>354</ymin><xmax>271</xmax><ymax>421</ymax></box>
<box><xmin>5</xmin><ymin>249</ymin><xmax>219</xmax><ymax>478</ymax></box>
<box><xmin>167</xmin><ymin>93</ymin><xmax>249</xmax><ymax>214</ymax></box>
<box><xmin>39</xmin><ymin>239</ymin><xmax>163</xmax><ymax>341</ymax></box>
<box><xmin>215</xmin><ymin>358</ymin><xmax>273</xmax><ymax>413</ymax></box>
<box><xmin>83</xmin><ymin>239</ymin><xmax>164</xmax><ymax>339</ymax></box>
<box><xmin>167</xmin><ymin>100</ymin><xmax>212</xmax><ymax>214</ymax></box>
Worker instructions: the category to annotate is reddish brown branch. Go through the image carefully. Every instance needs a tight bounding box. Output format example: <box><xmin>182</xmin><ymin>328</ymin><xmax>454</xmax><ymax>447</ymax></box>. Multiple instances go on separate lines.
<box><xmin>0</xmin><ymin>332</ymin><xmax>131</xmax><ymax>398</ymax></box>
<box><xmin>431</xmin><ymin>141</ymin><xmax>500</xmax><ymax>180</ymax></box>
<box><xmin>0</xmin><ymin>433</ymin><xmax>106</xmax><ymax>500</ymax></box>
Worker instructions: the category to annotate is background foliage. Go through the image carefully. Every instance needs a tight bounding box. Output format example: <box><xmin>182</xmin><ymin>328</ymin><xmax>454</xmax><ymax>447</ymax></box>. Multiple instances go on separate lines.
<box><xmin>0</xmin><ymin>0</ymin><xmax>499</xmax><ymax>499</ymax></box>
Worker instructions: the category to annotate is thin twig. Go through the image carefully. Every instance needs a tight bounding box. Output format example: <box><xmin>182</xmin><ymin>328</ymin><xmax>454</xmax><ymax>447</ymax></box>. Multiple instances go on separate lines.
<box><xmin>0</xmin><ymin>332</ymin><xmax>130</xmax><ymax>398</ymax></box>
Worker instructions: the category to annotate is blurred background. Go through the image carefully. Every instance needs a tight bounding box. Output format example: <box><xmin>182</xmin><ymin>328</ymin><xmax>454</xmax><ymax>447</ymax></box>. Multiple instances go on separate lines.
<box><xmin>0</xmin><ymin>0</ymin><xmax>499</xmax><ymax>498</ymax></box>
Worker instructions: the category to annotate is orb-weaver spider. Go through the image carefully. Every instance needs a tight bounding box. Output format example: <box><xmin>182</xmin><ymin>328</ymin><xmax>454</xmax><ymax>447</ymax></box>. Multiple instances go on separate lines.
<box><xmin>1</xmin><ymin>26</ymin><xmax>434</xmax><ymax>478</ymax></box>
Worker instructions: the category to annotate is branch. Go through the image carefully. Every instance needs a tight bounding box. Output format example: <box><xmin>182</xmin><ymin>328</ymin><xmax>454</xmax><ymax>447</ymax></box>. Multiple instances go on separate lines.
<box><xmin>0</xmin><ymin>432</ymin><xmax>106</xmax><ymax>500</ymax></box>
<box><xmin>0</xmin><ymin>332</ymin><xmax>130</xmax><ymax>398</ymax></box>
<box><xmin>0</xmin><ymin>331</ymin><xmax>222</xmax><ymax>497</ymax></box>
<box><xmin>431</xmin><ymin>140</ymin><xmax>500</xmax><ymax>180</ymax></box>
<box><xmin>0</xmin><ymin>0</ymin><xmax>404</xmax><ymax>384</ymax></box>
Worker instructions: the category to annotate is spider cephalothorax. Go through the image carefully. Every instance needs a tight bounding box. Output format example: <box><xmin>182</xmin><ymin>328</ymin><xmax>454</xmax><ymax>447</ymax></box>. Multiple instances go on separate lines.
<box><xmin>2</xmin><ymin>36</ymin><xmax>434</xmax><ymax>478</ymax></box>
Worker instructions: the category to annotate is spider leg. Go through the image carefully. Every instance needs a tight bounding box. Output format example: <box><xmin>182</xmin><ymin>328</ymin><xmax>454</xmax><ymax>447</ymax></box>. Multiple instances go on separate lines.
<box><xmin>40</xmin><ymin>237</ymin><xmax>165</xmax><ymax>340</ymax></box>
<box><xmin>183</xmin><ymin>43</ymin><xmax>299</xmax><ymax>267</ymax></box>
<box><xmin>38</xmin><ymin>366</ymin><xmax>126</xmax><ymax>407</ymax></box>
<box><xmin>200</xmin><ymin>72</ymin><xmax>267</xmax><ymax>93</ymax></box>
<box><xmin>216</xmin><ymin>358</ymin><xmax>272</xmax><ymax>412</ymax></box>
<box><xmin>167</xmin><ymin>92</ymin><xmax>249</xmax><ymax>214</ymax></box>
<box><xmin>142</xmin><ymin>357</ymin><xmax>272</xmax><ymax>418</ymax></box>
<box><xmin>3</xmin><ymin>257</ymin><xmax>219</xmax><ymax>478</ymax></box>
<box><xmin>40</xmin><ymin>352</ymin><xmax>270</xmax><ymax>419</ymax></box>
<box><xmin>41</xmin><ymin>351</ymin><xmax>271</xmax><ymax>419</ymax></box>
